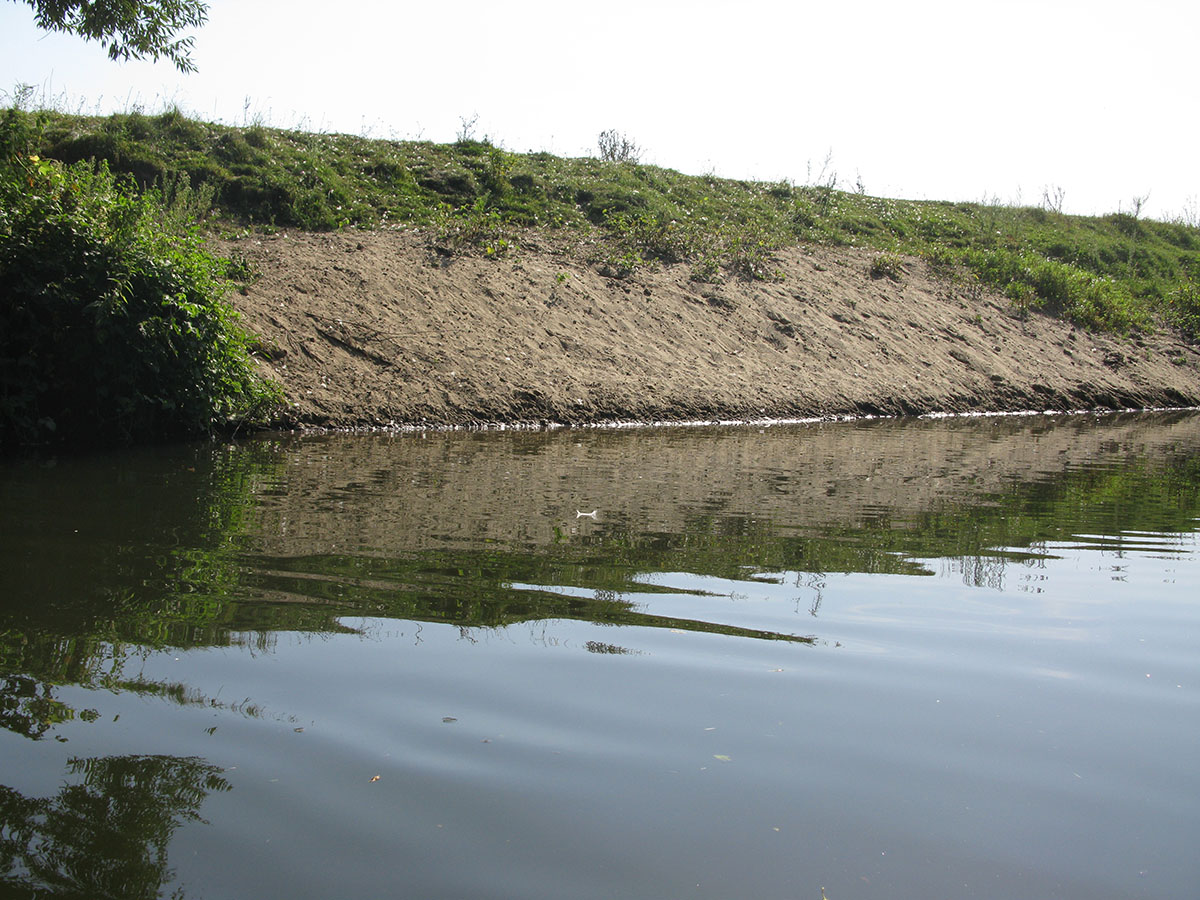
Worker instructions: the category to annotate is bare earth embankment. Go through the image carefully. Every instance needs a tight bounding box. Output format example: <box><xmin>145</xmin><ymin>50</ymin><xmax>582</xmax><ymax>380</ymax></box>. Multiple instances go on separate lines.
<box><xmin>221</xmin><ymin>228</ymin><xmax>1200</xmax><ymax>428</ymax></box>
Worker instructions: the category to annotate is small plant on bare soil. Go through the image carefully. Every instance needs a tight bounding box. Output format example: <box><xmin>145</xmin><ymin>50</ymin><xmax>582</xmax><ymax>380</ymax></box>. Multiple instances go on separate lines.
<box><xmin>869</xmin><ymin>252</ymin><xmax>904</xmax><ymax>281</ymax></box>
<box><xmin>432</xmin><ymin>198</ymin><xmax>511</xmax><ymax>257</ymax></box>
<box><xmin>690</xmin><ymin>252</ymin><xmax>722</xmax><ymax>284</ymax></box>
<box><xmin>1005</xmin><ymin>281</ymin><xmax>1040</xmax><ymax>319</ymax></box>
<box><xmin>725</xmin><ymin>224</ymin><xmax>785</xmax><ymax>282</ymax></box>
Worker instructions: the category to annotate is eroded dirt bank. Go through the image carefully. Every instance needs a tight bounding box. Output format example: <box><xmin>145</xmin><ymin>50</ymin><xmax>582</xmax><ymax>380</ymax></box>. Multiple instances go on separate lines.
<box><xmin>221</xmin><ymin>228</ymin><xmax>1200</xmax><ymax>427</ymax></box>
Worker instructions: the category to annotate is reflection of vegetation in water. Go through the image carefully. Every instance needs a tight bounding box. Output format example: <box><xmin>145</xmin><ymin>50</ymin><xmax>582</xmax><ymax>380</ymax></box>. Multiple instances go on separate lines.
<box><xmin>0</xmin><ymin>672</ymin><xmax>92</xmax><ymax>740</ymax></box>
<box><xmin>0</xmin><ymin>441</ymin><xmax>287</xmax><ymax>740</ymax></box>
<box><xmin>238</xmin><ymin>549</ymin><xmax>817</xmax><ymax>643</ymax></box>
<box><xmin>585</xmin><ymin>640</ymin><xmax>638</xmax><ymax>655</ymax></box>
<box><xmin>0</xmin><ymin>628</ymin><xmax>291</xmax><ymax>741</ymax></box>
<box><xmin>9</xmin><ymin>432</ymin><xmax>1200</xmax><ymax>652</ymax></box>
<box><xmin>3</xmin><ymin>418</ymin><xmax>1200</xmax><ymax>739</ymax></box>
<box><xmin>888</xmin><ymin>453</ymin><xmax>1200</xmax><ymax>588</ymax></box>
<box><xmin>230</xmin><ymin>443</ymin><xmax>1200</xmax><ymax>628</ymax></box>
<box><xmin>110</xmin><ymin>674</ymin><xmax>293</xmax><ymax>724</ymax></box>
<box><xmin>0</xmin><ymin>440</ymin><xmax>284</xmax><ymax>647</ymax></box>
<box><xmin>0</xmin><ymin>754</ymin><xmax>230</xmax><ymax>899</ymax></box>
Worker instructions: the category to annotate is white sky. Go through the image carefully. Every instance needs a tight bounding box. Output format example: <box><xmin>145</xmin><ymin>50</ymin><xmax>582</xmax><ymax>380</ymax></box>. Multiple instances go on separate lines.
<box><xmin>2</xmin><ymin>0</ymin><xmax>1197</xmax><ymax>219</ymax></box>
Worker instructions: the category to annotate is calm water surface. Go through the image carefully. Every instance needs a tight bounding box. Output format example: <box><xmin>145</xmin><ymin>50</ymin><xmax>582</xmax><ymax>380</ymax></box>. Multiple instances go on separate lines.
<box><xmin>2</xmin><ymin>412</ymin><xmax>1198</xmax><ymax>899</ymax></box>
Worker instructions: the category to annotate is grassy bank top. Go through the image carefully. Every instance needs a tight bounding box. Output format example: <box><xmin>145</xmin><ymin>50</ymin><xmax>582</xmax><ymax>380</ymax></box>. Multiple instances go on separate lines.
<box><xmin>5</xmin><ymin>105</ymin><xmax>1200</xmax><ymax>337</ymax></box>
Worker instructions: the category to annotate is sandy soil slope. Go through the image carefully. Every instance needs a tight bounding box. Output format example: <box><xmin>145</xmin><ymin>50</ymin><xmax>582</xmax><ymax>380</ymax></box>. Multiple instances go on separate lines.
<box><xmin>219</xmin><ymin>228</ymin><xmax>1200</xmax><ymax>428</ymax></box>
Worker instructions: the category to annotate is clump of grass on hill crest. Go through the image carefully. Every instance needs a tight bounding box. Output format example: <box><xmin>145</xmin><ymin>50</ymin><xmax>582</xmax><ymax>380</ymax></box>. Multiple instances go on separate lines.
<box><xmin>6</xmin><ymin>105</ymin><xmax>1200</xmax><ymax>337</ymax></box>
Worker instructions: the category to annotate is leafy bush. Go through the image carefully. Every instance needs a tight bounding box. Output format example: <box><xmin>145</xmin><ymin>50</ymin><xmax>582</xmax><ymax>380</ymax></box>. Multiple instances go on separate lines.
<box><xmin>0</xmin><ymin>139</ymin><xmax>278</xmax><ymax>449</ymax></box>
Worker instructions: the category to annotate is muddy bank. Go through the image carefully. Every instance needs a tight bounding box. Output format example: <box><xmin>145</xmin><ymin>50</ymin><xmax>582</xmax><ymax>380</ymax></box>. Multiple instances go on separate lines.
<box><xmin>221</xmin><ymin>229</ymin><xmax>1200</xmax><ymax>428</ymax></box>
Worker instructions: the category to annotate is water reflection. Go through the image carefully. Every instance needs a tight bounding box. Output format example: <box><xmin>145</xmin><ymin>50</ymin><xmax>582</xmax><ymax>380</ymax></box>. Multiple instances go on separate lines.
<box><xmin>0</xmin><ymin>412</ymin><xmax>1198</xmax><ymax>899</ymax></box>
<box><xmin>0</xmin><ymin>412</ymin><xmax>1196</xmax><ymax>747</ymax></box>
<box><xmin>0</xmin><ymin>754</ymin><xmax>230</xmax><ymax>899</ymax></box>
<box><xmin>1</xmin><ymin>412</ymin><xmax>1198</xmax><ymax>654</ymax></box>
<box><xmin>0</xmin><ymin>673</ymin><xmax>88</xmax><ymax>740</ymax></box>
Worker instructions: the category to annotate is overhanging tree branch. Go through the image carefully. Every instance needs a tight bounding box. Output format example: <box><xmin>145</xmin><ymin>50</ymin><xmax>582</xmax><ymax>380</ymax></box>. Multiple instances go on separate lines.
<box><xmin>15</xmin><ymin>0</ymin><xmax>209</xmax><ymax>72</ymax></box>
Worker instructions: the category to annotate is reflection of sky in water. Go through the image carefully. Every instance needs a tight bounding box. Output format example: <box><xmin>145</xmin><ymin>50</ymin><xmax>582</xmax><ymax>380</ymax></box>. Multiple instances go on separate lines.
<box><xmin>19</xmin><ymin>535</ymin><xmax>1196</xmax><ymax>900</ymax></box>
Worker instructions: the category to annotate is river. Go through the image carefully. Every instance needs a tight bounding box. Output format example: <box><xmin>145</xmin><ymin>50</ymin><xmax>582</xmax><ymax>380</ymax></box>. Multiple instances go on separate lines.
<box><xmin>2</xmin><ymin>411</ymin><xmax>1198</xmax><ymax>899</ymax></box>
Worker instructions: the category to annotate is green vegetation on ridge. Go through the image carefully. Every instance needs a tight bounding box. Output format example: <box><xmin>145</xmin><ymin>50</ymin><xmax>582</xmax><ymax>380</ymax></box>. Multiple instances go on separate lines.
<box><xmin>7</xmin><ymin>104</ymin><xmax>1200</xmax><ymax>339</ymax></box>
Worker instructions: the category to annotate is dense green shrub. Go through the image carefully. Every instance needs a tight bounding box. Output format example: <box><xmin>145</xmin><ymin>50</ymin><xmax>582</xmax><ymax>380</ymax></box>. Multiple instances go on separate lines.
<box><xmin>0</xmin><ymin>136</ymin><xmax>278</xmax><ymax>449</ymax></box>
